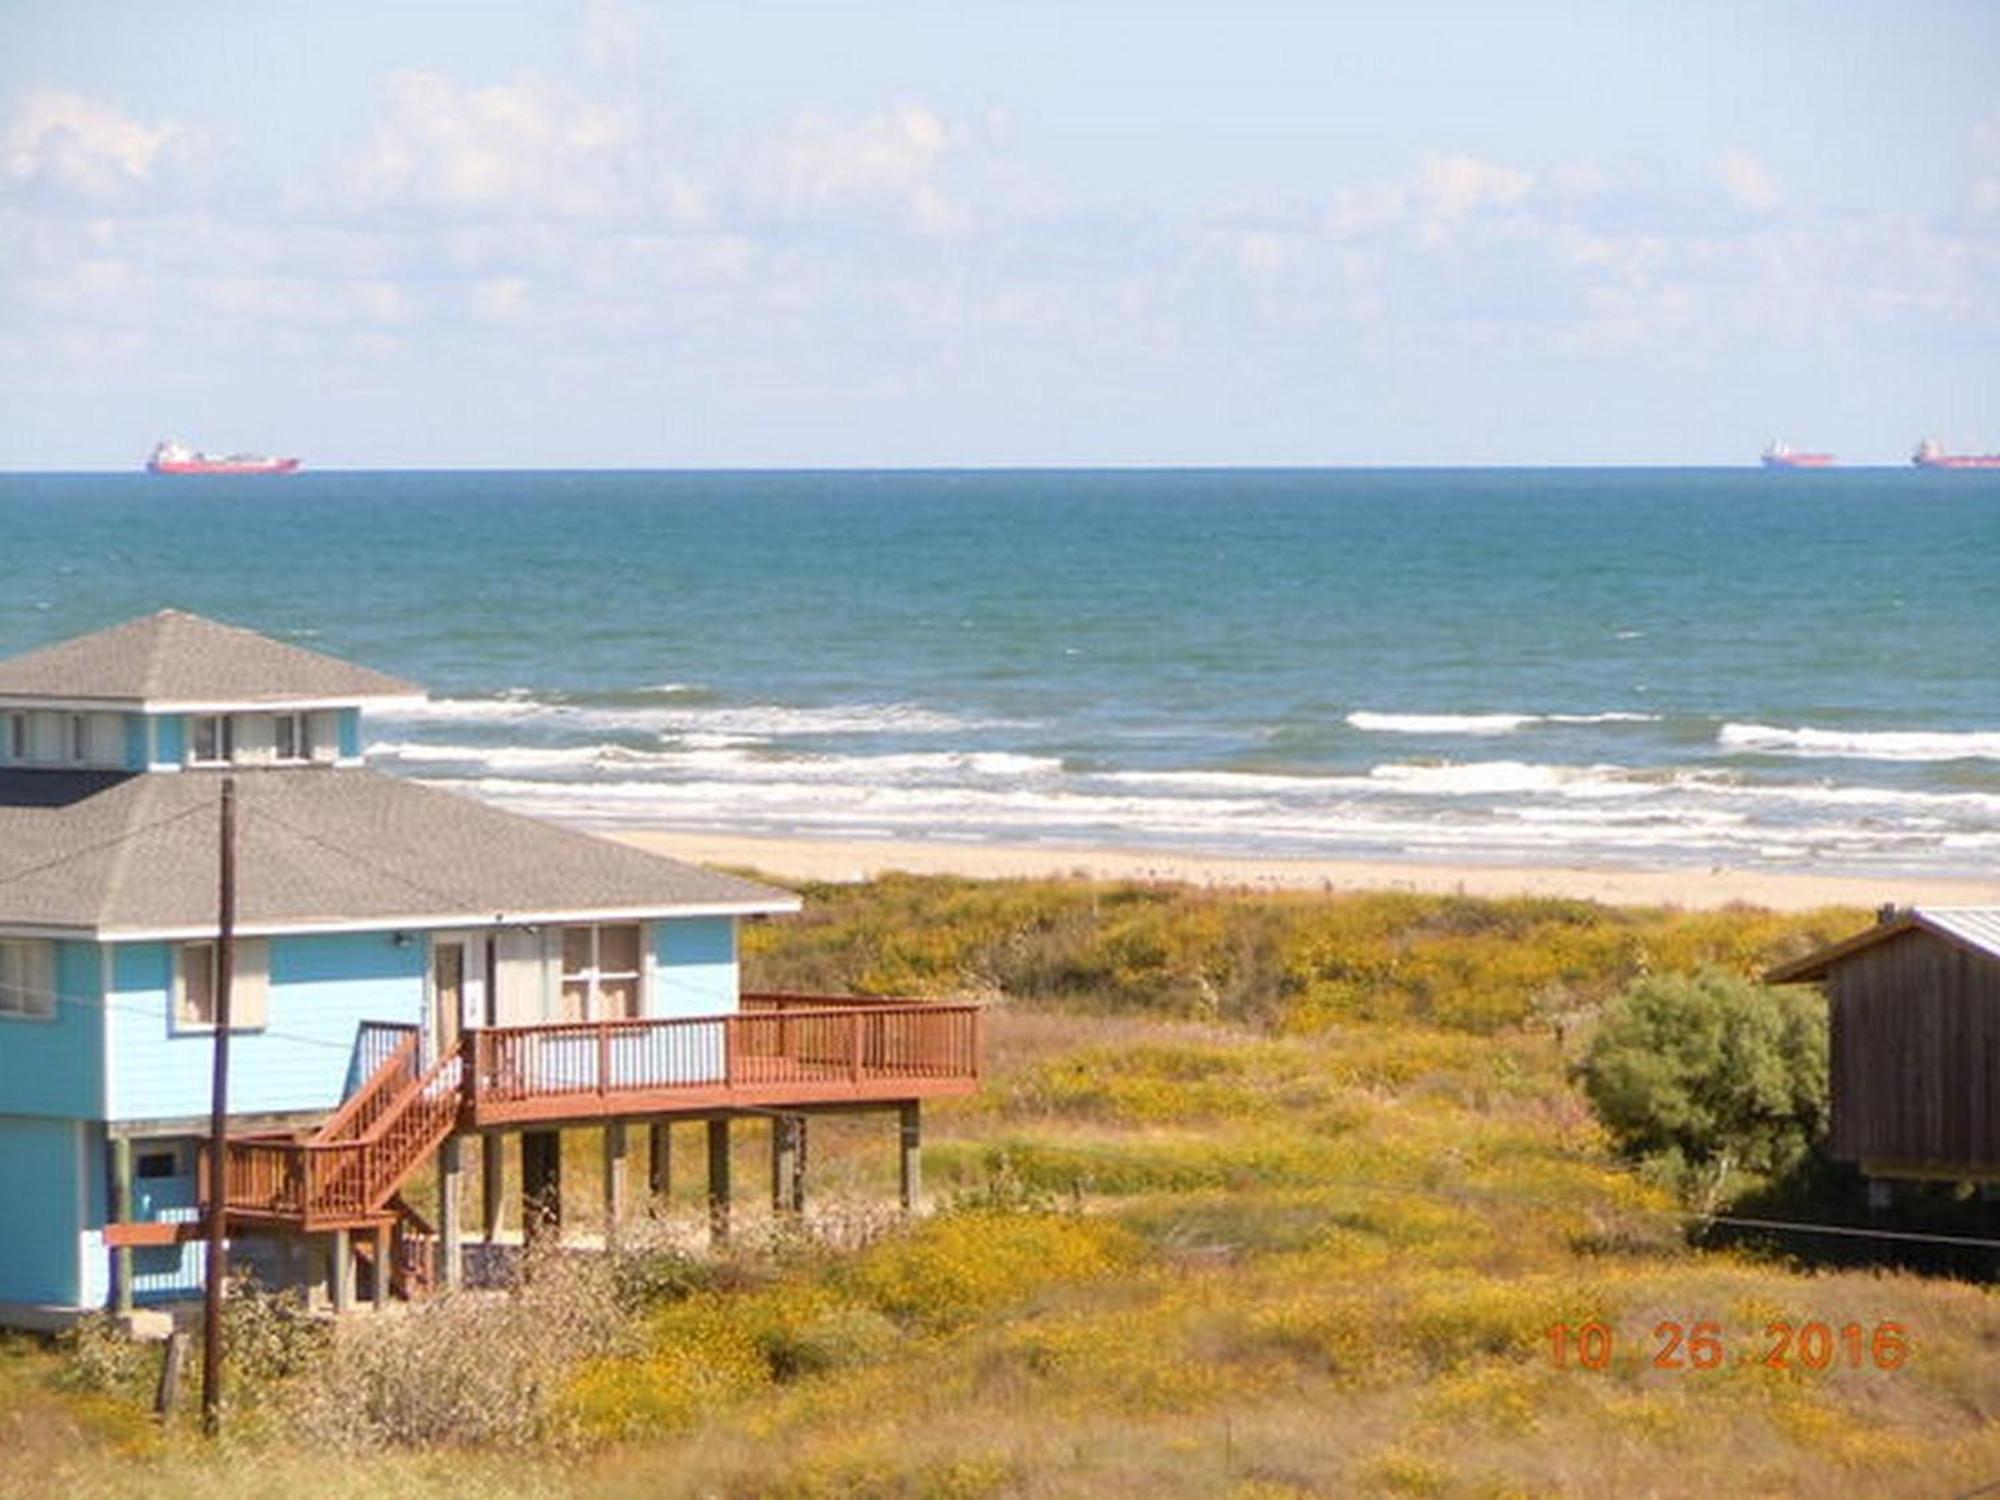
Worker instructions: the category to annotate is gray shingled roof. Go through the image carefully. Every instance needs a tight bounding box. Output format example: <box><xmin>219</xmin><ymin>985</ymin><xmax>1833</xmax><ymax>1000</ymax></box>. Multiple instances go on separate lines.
<box><xmin>0</xmin><ymin>767</ymin><xmax>798</xmax><ymax>935</ymax></box>
<box><xmin>0</xmin><ymin>610</ymin><xmax>420</xmax><ymax>706</ymax></box>
<box><xmin>1767</xmin><ymin>906</ymin><xmax>2000</xmax><ymax>983</ymax></box>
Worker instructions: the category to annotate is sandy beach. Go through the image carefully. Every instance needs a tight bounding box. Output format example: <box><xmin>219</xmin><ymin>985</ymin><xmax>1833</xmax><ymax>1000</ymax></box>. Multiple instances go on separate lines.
<box><xmin>612</xmin><ymin>829</ymin><xmax>2000</xmax><ymax>913</ymax></box>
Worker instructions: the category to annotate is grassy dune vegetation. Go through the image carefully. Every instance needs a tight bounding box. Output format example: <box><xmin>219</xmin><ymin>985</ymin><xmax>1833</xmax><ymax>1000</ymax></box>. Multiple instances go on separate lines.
<box><xmin>8</xmin><ymin>877</ymin><xmax>2000</xmax><ymax>1499</ymax></box>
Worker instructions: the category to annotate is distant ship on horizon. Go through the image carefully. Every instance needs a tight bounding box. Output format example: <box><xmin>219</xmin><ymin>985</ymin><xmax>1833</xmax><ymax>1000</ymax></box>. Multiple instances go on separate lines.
<box><xmin>1911</xmin><ymin>437</ymin><xmax>2000</xmax><ymax>471</ymax></box>
<box><xmin>145</xmin><ymin>439</ymin><xmax>301</xmax><ymax>475</ymax></box>
<box><xmin>1760</xmin><ymin>441</ymin><xmax>1835</xmax><ymax>470</ymax></box>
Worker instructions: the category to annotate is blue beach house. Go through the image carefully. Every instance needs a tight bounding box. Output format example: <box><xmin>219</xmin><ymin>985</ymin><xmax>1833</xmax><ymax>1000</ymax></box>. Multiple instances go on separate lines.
<box><xmin>0</xmin><ymin>611</ymin><xmax>980</xmax><ymax>1322</ymax></box>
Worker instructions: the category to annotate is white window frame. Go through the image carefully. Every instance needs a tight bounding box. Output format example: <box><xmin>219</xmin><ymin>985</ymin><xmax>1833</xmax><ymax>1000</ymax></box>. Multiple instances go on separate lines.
<box><xmin>187</xmin><ymin>714</ymin><xmax>235</xmax><ymax>767</ymax></box>
<box><xmin>272</xmin><ymin>711</ymin><xmax>315</xmax><ymax>764</ymax></box>
<box><xmin>4</xmin><ymin>712</ymin><xmax>23</xmax><ymax>762</ymax></box>
<box><xmin>172</xmin><ymin>938</ymin><xmax>270</xmax><ymax>1033</ymax></box>
<box><xmin>23</xmin><ymin>710</ymin><xmax>63</xmax><ymax>765</ymax></box>
<box><xmin>557</xmin><ymin>923</ymin><xmax>646</xmax><ymax>1021</ymax></box>
<box><xmin>0</xmin><ymin>938</ymin><xmax>57</xmax><ymax>1022</ymax></box>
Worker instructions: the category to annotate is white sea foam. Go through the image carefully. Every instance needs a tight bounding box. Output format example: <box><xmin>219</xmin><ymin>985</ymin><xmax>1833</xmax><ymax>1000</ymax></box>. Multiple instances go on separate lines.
<box><xmin>1347</xmin><ymin>712</ymin><xmax>1536</xmax><ymax>735</ymax></box>
<box><xmin>372</xmin><ymin>740</ymin><xmax>1064</xmax><ymax>784</ymax></box>
<box><xmin>1346</xmin><ymin>710</ymin><xmax>1657</xmax><ymax>736</ymax></box>
<box><xmin>375</xmin><ymin>695</ymin><xmax>1024</xmax><ymax>738</ymax></box>
<box><xmin>369</xmin><ymin>700</ymin><xmax>1998</xmax><ymax>875</ymax></box>
<box><xmin>1719</xmin><ymin>723</ymin><xmax>2000</xmax><ymax>762</ymax></box>
<box><xmin>1363</xmin><ymin>761</ymin><xmax>1660</xmax><ymax>798</ymax></box>
<box><xmin>368</xmin><ymin>741</ymin><xmax>613</xmax><ymax>769</ymax></box>
<box><xmin>427</xmin><ymin>769</ymin><xmax>1977</xmax><ymax>870</ymax></box>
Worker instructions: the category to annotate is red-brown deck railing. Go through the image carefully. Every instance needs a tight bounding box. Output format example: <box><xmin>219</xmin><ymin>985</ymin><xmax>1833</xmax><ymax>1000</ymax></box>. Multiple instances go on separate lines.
<box><xmin>209</xmin><ymin>1001</ymin><xmax>980</xmax><ymax>1227</ymax></box>
<box><xmin>465</xmin><ymin>1001</ymin><xmax>981</xmax><ymax>1125</ymax></box>
<box><xmin>224</xmin><ymin>1048</ymin><xmax>464</xmax><ymax>1228</ymax></box>
<box><xmin>316</xmin><ymin>1024</ymin><xmax>422</xmax><ymax>1146</ymax></box>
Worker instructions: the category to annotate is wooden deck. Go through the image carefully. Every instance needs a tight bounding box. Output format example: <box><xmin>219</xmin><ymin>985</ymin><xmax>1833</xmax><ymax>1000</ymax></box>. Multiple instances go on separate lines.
<box><xmin>464</xmin><ymin>998</ymin><xmax>983</xmax><ymax>1126</ymax></box>
<box><xmin>201</xmin><ymin>996</ymin><xmax>981</xmax><ymax>1232</ymax></box>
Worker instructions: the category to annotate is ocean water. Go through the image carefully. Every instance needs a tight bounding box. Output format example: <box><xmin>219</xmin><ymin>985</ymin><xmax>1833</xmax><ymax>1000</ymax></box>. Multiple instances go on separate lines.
<box><xmin>4</xmin><ymin>467</ymin><xmax>1996</xmax><ymax>877</ymax></box>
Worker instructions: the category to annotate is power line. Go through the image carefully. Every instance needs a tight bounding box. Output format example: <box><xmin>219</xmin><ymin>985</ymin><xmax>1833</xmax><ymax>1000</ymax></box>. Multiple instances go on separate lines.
<box><xmin>0</xmin><ymin>799</ymin><xmax>217</xmax><ymax>891</ymax></box>
<box><xmin>1</xmin><ymin>955</ymin><xmax>751</xmax><ymax>1056</ymax></box>
<box><xmin>247</xmin><ymin>804</ymin><xmax>493</xmax><ymax>920</ymax></box>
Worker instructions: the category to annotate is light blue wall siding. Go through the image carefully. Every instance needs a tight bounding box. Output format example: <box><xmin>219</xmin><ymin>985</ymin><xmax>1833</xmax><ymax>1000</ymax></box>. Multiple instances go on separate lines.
<box><xmin>128</xmin><ymin>1142</ymin><xmax>203</xmax><ymax>1303</ymax></box>
<box><xmin>77</xmin><ymin>1123</ymin><xmax>109</xmax><ymax>1308</ymax></box>
<box><xmin>152</xmin><ymin>714</ymin><xmax>186</xmax><ymax>767</ymax></box>
<box><xmin>651</xmin><ymin>917</ymin><xmax>738</xmax><ymax>1019</ymax></box>
<box><xmin>0</xmin><ymin>1116</ymin><xmax>83</xmax><ymax>1305</ymax></box>
<box><xmin>338</xmin><ymin>709</ymin><xmax>361</xmax><ymax>759</ymax></box>
<box><xmin>0</xmin><ymin>941</ymin><xmax>104</xmax><ymax>1119</ymax></box>
<box><xmin>121</xmin><ymin>714</ymin><xmax>148</xmax><ymax>771</ymax></box>
<box><xmin>108</xmin><ymin>932</ymin><xmax>425</xmax><ymax>1123</ymax></box>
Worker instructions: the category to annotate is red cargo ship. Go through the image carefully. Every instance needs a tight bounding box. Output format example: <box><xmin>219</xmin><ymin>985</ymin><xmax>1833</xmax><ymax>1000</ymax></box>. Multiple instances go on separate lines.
<box><xmin>1760</xmin><ymin>441</ymin><xmax>1835</xmax><ymax>469</ymax></box>
<box><xmin>1912</xmin><ymin>437</ymin><xmax>2000</xmax><ymax>471</ymax></box>
<box><xmin>146</xmin><ymin>439</ymin><xmax>302</xmax><ymax>475</ymax></box>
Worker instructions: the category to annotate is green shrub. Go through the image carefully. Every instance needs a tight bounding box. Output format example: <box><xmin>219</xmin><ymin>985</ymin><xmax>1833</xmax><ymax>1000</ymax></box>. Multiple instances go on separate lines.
<box><xmin>1577</xmin><ymin>969</ymin><xmax>1827</xmax><ymax>1191</ymax></box>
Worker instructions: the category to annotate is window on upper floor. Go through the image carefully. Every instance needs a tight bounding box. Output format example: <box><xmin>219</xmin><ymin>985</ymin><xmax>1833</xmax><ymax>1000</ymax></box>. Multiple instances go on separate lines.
<box><xmin>0</xmin><ymin>938</ymin><xmax>56</xmax><ymax>1021</ymax></box>
<box><xmin>173</xmin><ymin>938</ymin><xmax>270</xmax><ymax>1032</ymax></box>
<box><xmin>188</xmin><ymin>714</ymin><xmax>235</xmax><ymax>767</ymax></box>
<box><xmin>558</xmin><ymin>923</ymin><xmax>644</xmax><ymax>1021</ymax></box>
<box><xmin>273</xmin><ymin>712</ymin><xmax>311</xmax><ymax>762</ymax></box>
<box><xmin>184</xmin><ymin>711</ymin><xmax>343</xmax><ymax>767</ymax></box>
<box><xmin>4</xmin><ymin>709</ymin><xmax>118</xmax><ymax>768</ymax></box>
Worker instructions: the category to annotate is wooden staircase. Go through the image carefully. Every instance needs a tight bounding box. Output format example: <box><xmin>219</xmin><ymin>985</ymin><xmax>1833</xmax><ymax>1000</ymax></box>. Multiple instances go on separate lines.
<box><xmin>351</xmin><ymin>1195</ymin><xmax>438</xmax><ymax>1302</ymax></box>
<box><xmin>224</xmin><ymin>1027</ymin><xmax>464</xmax><ymax>1235</ymax></box>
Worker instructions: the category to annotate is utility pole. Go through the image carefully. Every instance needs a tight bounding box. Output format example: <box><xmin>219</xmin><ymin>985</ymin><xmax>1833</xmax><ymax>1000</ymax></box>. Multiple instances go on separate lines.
<box><xmin>201</xmin><ymin>777</ymin><xmax>237</xmax><ymax>1437</ymax></box>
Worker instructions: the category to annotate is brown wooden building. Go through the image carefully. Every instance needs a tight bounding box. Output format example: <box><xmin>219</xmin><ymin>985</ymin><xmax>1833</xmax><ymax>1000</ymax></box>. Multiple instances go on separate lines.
<box><xmin>1769</xmin><ymin>907</ymin><xmax>2000</xmax><ymax>1182</ymax></box>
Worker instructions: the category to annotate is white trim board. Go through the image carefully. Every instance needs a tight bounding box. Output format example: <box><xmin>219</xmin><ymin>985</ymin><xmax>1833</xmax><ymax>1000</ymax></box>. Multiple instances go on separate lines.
<box><xmin>100</xmin><ymin>899</ymin><xmax>800</xmax><ymax>942</ymax></box>
<box><xmin>0</xmin><ymin>695</ymin><xmax>425</xmax><ymax>714</ymax></box>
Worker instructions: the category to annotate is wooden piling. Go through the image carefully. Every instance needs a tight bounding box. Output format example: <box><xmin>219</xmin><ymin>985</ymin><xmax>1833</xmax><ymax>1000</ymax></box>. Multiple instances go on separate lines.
<box><xmin>649</xmin><ymin>1121</ymin><xmax>672</xmax><ymax>1202</ymax></box>
<box><xmin>771</xmin><ymin>1115</ymin><xmax>801</xmax><ymax>1216</ymax></box>
<box><xmin>438</xmin><ymin>1135</ymin><xmax>463</xmax><ymax>1291</ymax></box>
<box><xmin>330</xmin><ymin>1229</ymin><xmax>354</xmax><ymax>1313</ymax></box>
<box><xmin>603</xmin><ymin>1121</ymin><xmax>628</xmax><ymax>1250</ymax></box>
<box><xmin>481</xmin><ymin>1132</ymin><xmax>504</xmax><ymax>1243</ymax></box>
<box><xmin>706</xmin><ymin>1118</ymin><xmax>732</xmax><ymax>1244</ymax></box>
<box><xmin>899</xmin><ymin>1101</ymin><xmax>922</xmax><ymax>1213</ymax></box>
<box><xmin>521</xmin><ymin>1129</ymin><xmax>562</xmax><ymax>1243</ymax></box>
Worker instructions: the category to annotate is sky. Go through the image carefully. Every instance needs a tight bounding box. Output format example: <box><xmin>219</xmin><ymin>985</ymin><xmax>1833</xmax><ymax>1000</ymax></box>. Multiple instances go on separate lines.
<box><xmin>2</xmin><ymin>1</ymin><xmax>1996</xmax><ymax>468</ymax></box>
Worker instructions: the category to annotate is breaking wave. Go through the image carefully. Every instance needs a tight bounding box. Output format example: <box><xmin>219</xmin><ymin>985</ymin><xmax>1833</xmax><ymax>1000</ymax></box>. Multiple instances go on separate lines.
<box><xmin>1719</xmin><ymin>723</ymin><xmax>2000</xmax><ymax>763</ymax></box>
<box><xmin>374</xmin><ymin>694</ymin><xmax>1028</xmax><ymax>738</ymax></box>
<box><xmin>1347</xmin><ymin>711</ymin><xmax>1658</xmax><ymax>735</ymax></box>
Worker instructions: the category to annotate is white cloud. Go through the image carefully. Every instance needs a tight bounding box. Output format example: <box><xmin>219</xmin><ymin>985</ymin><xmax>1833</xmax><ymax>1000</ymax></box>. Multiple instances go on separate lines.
<box><xmin>1</xmin><ymin>90</ymin><xmax>194</xmax><ymax>199</ymax></box>
<box><xmin>1718</xmin><ymin>149</ymin><xmax>1778</xmax><ymax>212</ymax></box>
<box><xmin>342</xmin><ymin>70</ymin><xmax>700</xmax><ymax>221</ymax></box>
<box><xmin>1234</xmin><ymin>230</ymin><xmax>1301</xmax><ymax>276</ymax></box>
<box><xmin>470</xmin><ymin>276</ymin><xmax>532</xmax><ymax>323</ymax></box>
<box><xmin>1325</xmin><ymin>183</ymin><xmax>1407</xmax><ymax>239</ymax></box>
<box><xmin>749</xmin><ymin>105</ymin><xmax>969</xmax><ymax>234</ymax></box>
<box><xmin>19</xmin><ymin>256</ymin><xmax>152</xmax><ymax>317</ymax></box>
<box><xmin>1417</xmin><ymin>153</ymin><xmax>1533</xmax><ymax>221</ymax></box>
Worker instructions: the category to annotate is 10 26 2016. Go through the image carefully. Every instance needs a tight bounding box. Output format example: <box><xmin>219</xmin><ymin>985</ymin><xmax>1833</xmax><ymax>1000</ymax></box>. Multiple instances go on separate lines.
<box><xmin>1546</xmin><ymin>1320</ymin><xmax>1909</xmax><ymax>1372</ymax></box>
